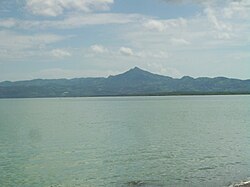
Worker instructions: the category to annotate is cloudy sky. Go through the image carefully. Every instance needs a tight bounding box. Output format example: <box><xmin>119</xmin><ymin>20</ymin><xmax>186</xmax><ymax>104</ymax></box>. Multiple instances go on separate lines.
<box><xmin>0</xmin><ymin>0</ymin><xmax>250</xmax><ymax>81</ymax></box>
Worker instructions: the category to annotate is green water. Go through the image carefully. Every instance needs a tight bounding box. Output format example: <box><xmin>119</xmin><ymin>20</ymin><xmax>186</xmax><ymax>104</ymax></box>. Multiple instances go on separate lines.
<box><xmin>0</xmin><ymin>96</ymin><xmax>250</xmax><ymax>187</ymax></box>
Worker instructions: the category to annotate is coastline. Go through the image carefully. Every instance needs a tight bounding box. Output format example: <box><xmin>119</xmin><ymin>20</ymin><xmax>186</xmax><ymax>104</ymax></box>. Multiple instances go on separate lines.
<box><xmin>0</xmin><ymin>92</ymin><xmax>250</xmax><ymax>99</ymax></box>
<box><xmin>232</xmin><ymin>181</ymin><xmax>250</xmax><ymax>187</ymax></box>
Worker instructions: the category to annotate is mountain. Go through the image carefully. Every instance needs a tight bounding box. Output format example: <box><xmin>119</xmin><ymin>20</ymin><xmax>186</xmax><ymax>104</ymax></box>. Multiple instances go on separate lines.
<box><xmin>0</xmin><ymin>67</ymin><xmax>250</xmax><ymax>98</ymax></box>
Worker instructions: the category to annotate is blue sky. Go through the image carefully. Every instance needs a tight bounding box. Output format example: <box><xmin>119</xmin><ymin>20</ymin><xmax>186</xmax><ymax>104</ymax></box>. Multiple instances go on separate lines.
<box><xmin>0</xmin><ymin>0</ymin><xmax>250</xmax><ymax>81</ymax></box>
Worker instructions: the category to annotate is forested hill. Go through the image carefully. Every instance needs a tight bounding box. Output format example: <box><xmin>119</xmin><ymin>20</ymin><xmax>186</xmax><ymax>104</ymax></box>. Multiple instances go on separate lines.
<box><xmin>1</xmin><ymin>67</ymin><xmax>250</xmax><ymax>98</ymax></box>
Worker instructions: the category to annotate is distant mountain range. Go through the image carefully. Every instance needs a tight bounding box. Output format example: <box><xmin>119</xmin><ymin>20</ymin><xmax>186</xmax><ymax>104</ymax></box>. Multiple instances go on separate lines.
<box><xmin>1</xmin><ymin>67</ymin><xmax>250</xmax><ymax>98</ymax></box>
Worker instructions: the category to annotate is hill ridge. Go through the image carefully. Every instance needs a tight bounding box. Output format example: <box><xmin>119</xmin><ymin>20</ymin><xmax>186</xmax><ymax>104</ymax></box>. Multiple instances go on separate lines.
<box><xmin>0</xmin><ymin>67</ymin><xmax>250</xmax><ymax>98</ymax></box>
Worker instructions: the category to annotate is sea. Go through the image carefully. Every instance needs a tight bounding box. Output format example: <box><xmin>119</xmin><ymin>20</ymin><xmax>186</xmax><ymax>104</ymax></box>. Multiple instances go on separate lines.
<box><xmin>0</xmin><ymin>95</ymin><xmax>250</xmax><ymax>187</ymax></box>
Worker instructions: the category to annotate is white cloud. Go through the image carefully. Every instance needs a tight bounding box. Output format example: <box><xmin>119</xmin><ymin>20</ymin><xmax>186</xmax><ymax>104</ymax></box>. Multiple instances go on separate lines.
<box><xmin>51</xmin><ymin>49</ymin><xmax>71</xmax><ymax>58</ymax></box>
<box><xmin>161</xmin><ymin>0</ymin><xmax>230</xmax><ymax>7</ymax></box>
<box><xmin>204</xmin><ymin>7</ymin><xmax>232</xmax><ymax>32</ymax></box>
<box><xmin>143</xmin><ymin>20</ymin><xmax>165</xmax><ymax>32</ymax></box>
<box><xmin>223</xmin><ymin>1</ymin><xmax>250</xmax><ymax>19</ymax></box>
<box><xmin>0</xmin><ymin>18</ymin><xmax>16</xmax><ymax>28</ymax></box>
<box><xmin>54</xmin><ymin>13</ymin><xmax>140</xmax><ymax>28</ymax></box>
<box><xmin>0</xmin><ymin>30</ymin><xmax>66</xmax><ymax>50</ymax></box>
<box><xmin>136</xmin><ymin>51</ymin><xmax>169</xmax><ymax>59</ymax></box>
<box><xmin>170</xmin><ymin>38</ymin><xmax>190</xmax><ymax>45</ymax></box>
<box><xmin>0</xmin><ymin>13</ymin><xmax>143</xmax><ymax>29</ymax></box>
<box><xmin>147</xmin><ymin>63</ymin><xmax>182</xmax><ymax>78</ymax></box>
<box><xmin>90</xmin><ymin>44</ymin><xmax>108</xmax><ymax>53</ymax></box>
<box><xmin>0</xmin><ymin>30</ymin><xmax>67</xmax><ymax>60</ymax></box>
<box><xmin>121</xmin><ymin>2</ymin><xmax>250</xmax><ymax>64</ymax></box>
<box><xmin>215</xmin><ymin>32</ymin><xmax>233</xmax><ymax>40</ymax></box>
<box><xmin>26</xmin><ymin>0</ymin><xmax>114</xmax><ymax>17</ymax></box>
<box><xmin>143</xmin><ymin>18</ymin><xmax>187</xmax><ymax>32</ymax></box>
<box><xmin>89</xmin><ymin>45</ymin><xmax>169</xmax><ymax>59</ymax></box>
<box><xmin>119</xmin><ymin>47</ymin><xmax>134</xmax><ymax>56</ymax></box>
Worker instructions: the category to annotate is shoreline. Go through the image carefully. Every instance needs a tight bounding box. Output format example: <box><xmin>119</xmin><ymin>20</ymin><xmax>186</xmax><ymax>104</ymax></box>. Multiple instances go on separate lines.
<box><xmin>0</xmin><ymin>93</ymin><xmax>250</xmax><ymax>99</ymax></box>
<box><xmin>232</xmin><ymin>181</ymin><xmax>250</xmax><ymax>187</ymax></box>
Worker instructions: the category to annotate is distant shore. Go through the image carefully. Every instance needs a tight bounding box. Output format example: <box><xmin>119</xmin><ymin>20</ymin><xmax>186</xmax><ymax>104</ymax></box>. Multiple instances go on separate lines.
<box><xmin>0</xmin><ymin>92</ymin><xmax>250</xmax><ymax>99</ymax></box>
<box><xmin>1</xmin><ymin>67</ymin><xmax>250</xmax><ymax>98</ymax></box>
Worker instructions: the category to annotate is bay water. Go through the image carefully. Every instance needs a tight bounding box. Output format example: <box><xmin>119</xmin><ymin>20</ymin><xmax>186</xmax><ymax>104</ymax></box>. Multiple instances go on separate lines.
<box><xmin>0</xmin><ymin>96</ymin><xmax>250</xmax><ymax>187</ymax></box>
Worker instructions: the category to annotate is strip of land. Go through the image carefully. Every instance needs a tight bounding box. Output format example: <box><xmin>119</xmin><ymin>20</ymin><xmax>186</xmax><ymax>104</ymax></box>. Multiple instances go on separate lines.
<box><xmin>1</xmin><ymin>67</ymin><xmax>250</xmax><ymax>98</ymax></box>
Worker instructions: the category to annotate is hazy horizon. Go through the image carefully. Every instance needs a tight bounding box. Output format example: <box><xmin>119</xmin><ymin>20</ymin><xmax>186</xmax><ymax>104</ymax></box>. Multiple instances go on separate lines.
<box><xmin>1</xmin><ymin>66</ymin><xmax>250</xmax><ymax>82</ymax></box>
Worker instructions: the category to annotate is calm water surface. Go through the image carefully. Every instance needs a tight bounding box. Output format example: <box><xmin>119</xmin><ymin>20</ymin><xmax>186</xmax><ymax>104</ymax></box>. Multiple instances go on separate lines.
<box><xmin>0</xmin><ymin>96</ymin><xmax>250</xmax><ymax>187</ymax></box>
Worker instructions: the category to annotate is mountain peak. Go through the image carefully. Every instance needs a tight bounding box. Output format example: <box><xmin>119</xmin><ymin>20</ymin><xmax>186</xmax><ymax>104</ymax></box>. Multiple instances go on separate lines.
<box><xmin>107</xmin><ymin>66</ymin><xmax>170</xmax><ymax>83</ymax></box>
<box><xmin>128</xmin><ymin>66</ymin><xmax>144</xmax><ymax>72</ymax></box>
<box><xmin>108</xmin><ymin>67</ymin><xmax>147</xmax><ymax>79</ymax></box>
<box><xmin>123</xmin><ymin>67</ymin><xmax>152</xmax><ymax>76</ymax></box>
<box><xmin>133</xmin><ymin>66</ymin><xmax>141</xmax><ymax>70</ymax></box>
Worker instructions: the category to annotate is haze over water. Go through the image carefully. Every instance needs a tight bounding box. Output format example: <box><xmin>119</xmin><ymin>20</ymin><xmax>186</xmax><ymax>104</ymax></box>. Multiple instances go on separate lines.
<box><xmin>0</xmin><ymin>96</ymin><xmax>250</xmax><ymax>187</ymax></box>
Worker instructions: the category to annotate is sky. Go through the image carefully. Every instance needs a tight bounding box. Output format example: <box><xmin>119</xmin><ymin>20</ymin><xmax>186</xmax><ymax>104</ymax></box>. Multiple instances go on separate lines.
<box><xmin>0</xmin><ymin>0</ymin><xmax>250</xmax><ymax>81</ymax></box>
